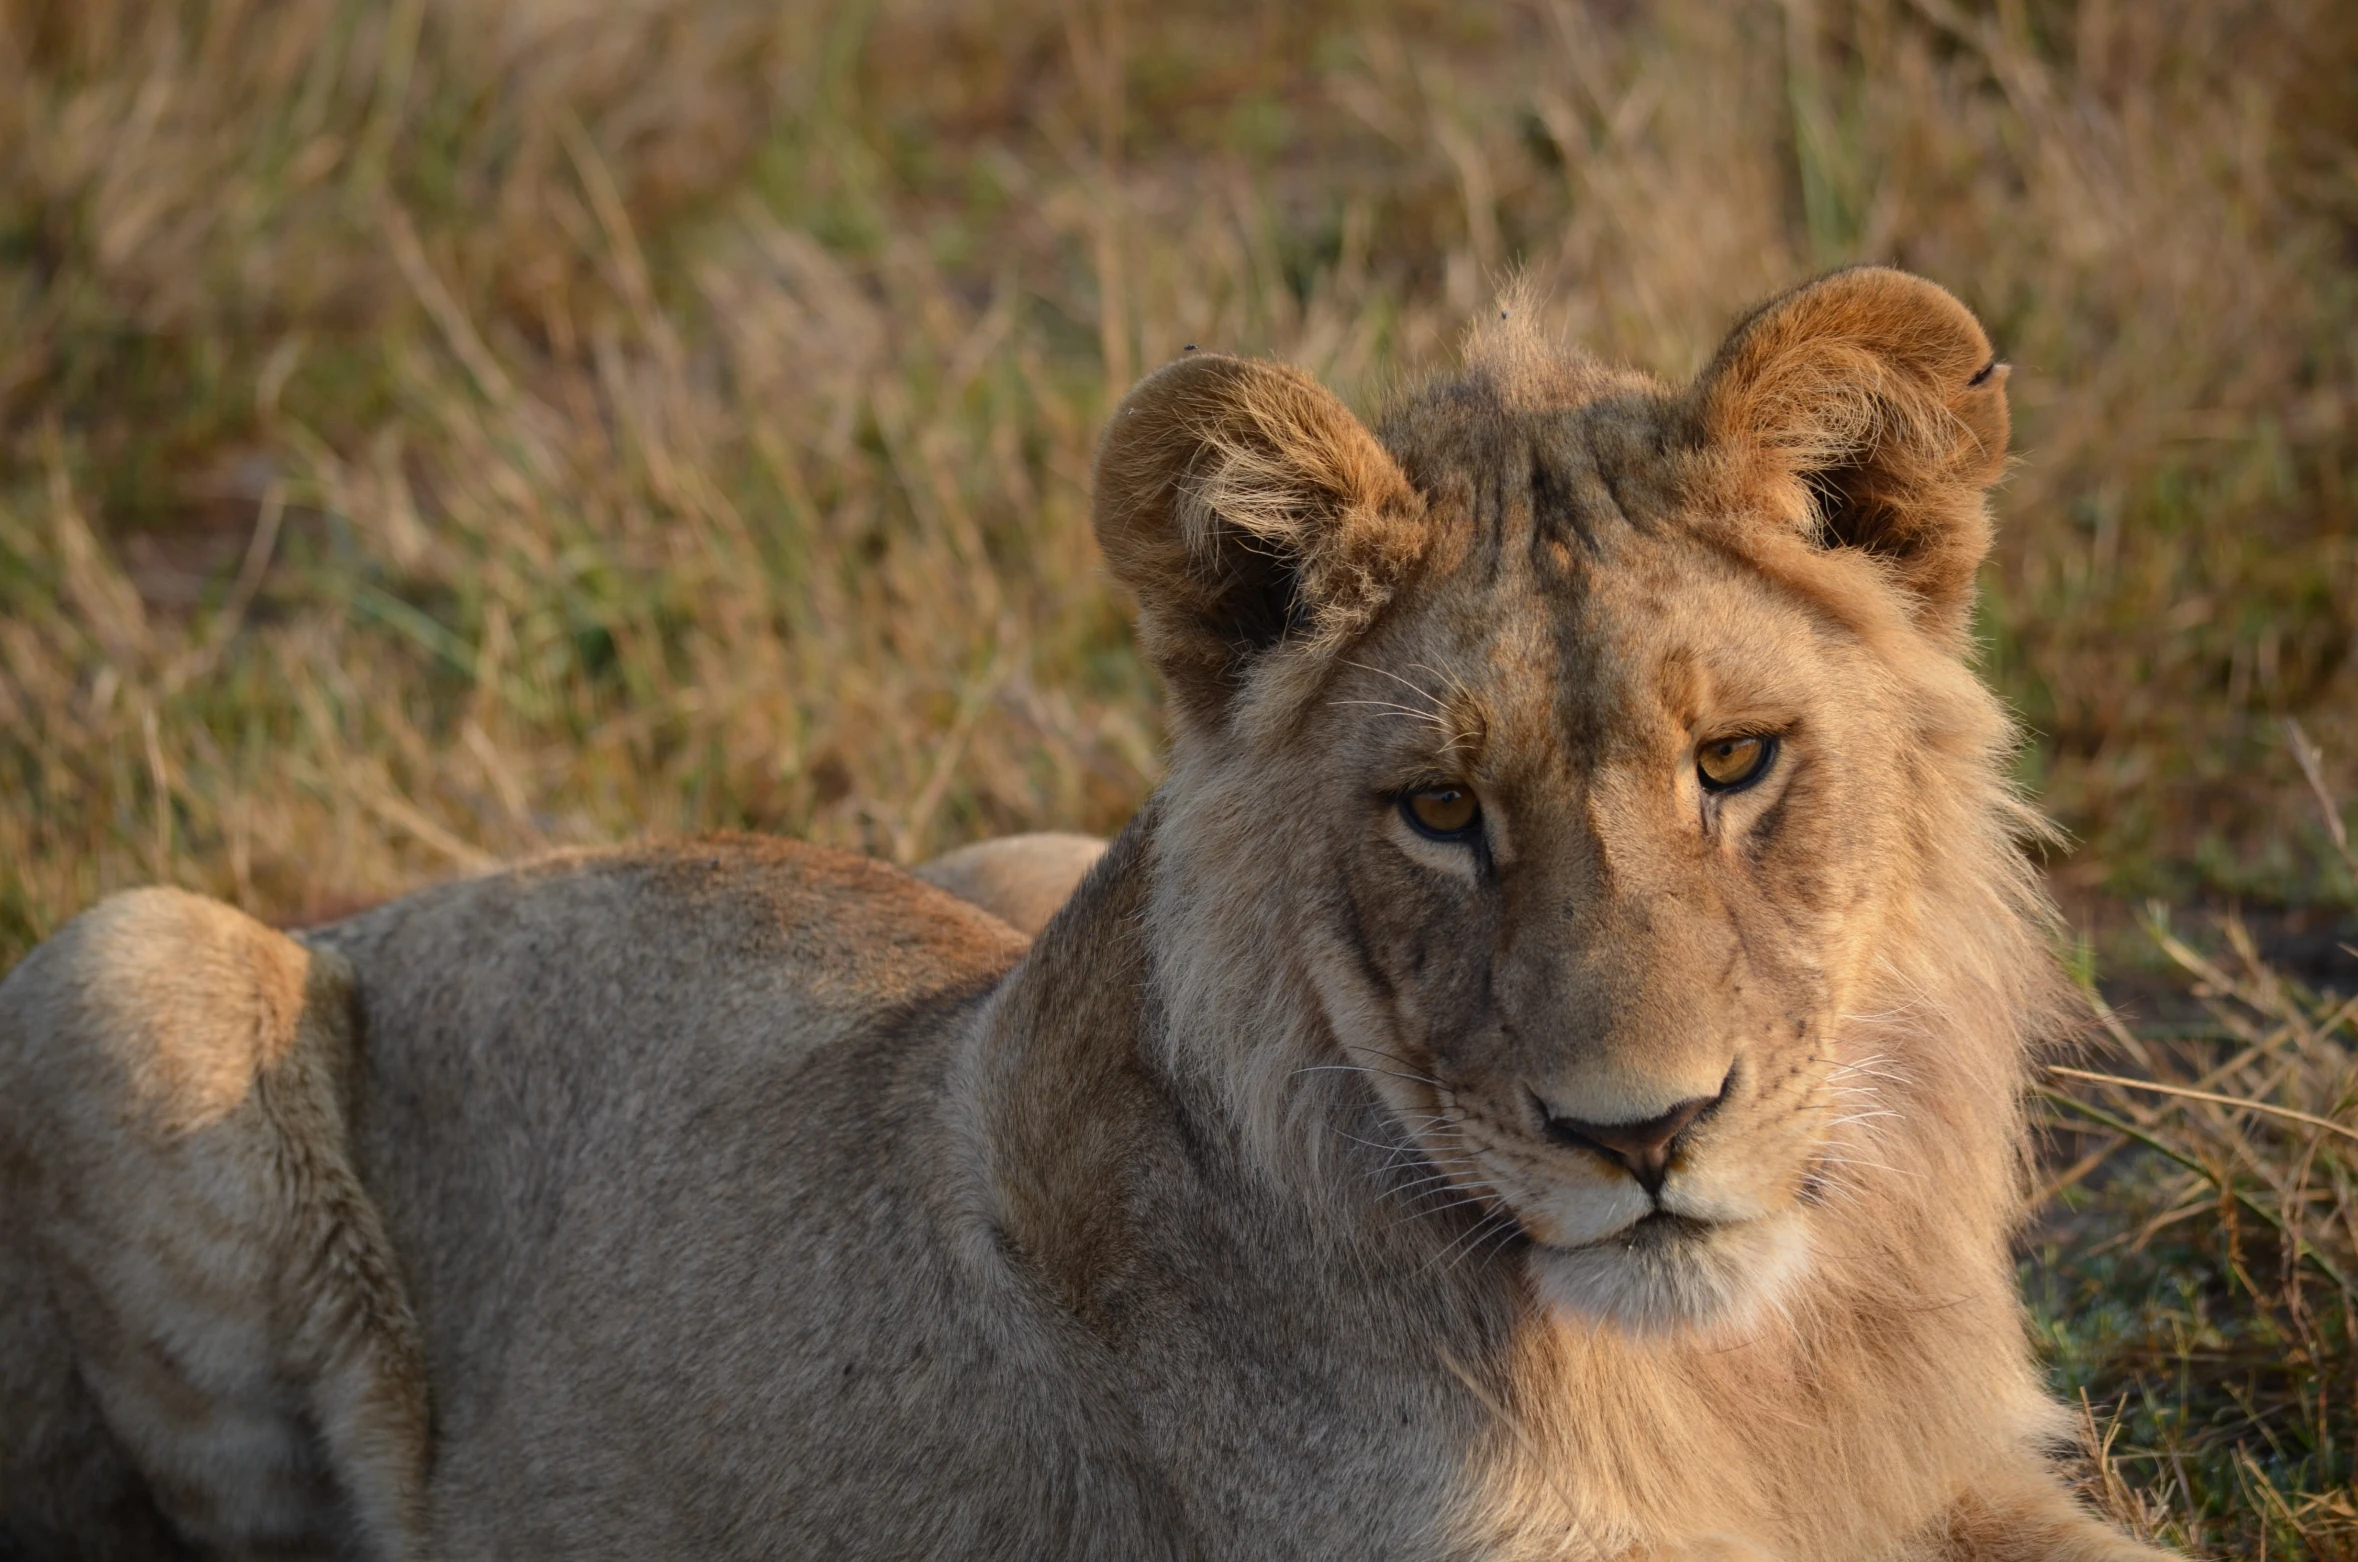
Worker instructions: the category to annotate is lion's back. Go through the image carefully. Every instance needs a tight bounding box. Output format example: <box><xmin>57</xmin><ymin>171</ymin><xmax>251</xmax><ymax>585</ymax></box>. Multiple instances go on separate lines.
<box><xmin>317</xmin><ymin>831</ymin><xmax>1026</xmax><ymax>1012</ymax></box>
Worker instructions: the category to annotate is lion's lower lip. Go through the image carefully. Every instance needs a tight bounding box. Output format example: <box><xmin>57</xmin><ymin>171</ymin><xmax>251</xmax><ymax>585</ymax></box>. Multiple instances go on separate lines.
<box><xmin>1562</xmin><ymin>1210</ymin><xmax>1716</xmax><ymax>1253</ymax></box>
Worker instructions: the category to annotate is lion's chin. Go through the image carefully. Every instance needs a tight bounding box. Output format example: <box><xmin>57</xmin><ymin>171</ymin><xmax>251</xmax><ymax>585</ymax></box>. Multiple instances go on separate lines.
<box><xmin>1526</xmin><ymin>1210</ymin><xmax>1810</xmax><ymax>1334</ymax></box>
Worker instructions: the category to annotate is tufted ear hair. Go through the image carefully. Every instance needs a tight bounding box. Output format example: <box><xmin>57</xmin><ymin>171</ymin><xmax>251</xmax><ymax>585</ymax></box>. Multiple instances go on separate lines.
<box><xmin>1684</xmin><ymin>267</ymin><xmax>2009</xmax><ymax>639</ymax></box>
<box><xmin>1093</xmin><ymin>353</ymin><xmax>1428</xmax><ymax>733</ymax></box>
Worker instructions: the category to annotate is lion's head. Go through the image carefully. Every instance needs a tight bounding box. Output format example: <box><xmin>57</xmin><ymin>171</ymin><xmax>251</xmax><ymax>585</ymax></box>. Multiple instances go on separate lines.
<box><xmin>1094</xmin><ymin>268</ymin><xmax>2056</xmax><ymax>1334</ymax></box>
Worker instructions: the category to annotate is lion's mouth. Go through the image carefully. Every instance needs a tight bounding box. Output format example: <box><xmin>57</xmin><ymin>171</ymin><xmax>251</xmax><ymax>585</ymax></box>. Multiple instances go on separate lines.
<box><xmin>1561</xmin><ymin>1208</ymin><xmax>1717</xmax><ymax>1254</ymax></box>
<box><xmin>1522</xmin><ymin>1200</ymin><xmax>1810</xmax><ymax>1331</ymax></box>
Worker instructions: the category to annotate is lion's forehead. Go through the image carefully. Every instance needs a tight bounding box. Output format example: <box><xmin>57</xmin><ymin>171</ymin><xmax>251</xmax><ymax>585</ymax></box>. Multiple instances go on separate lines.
<box><xmin>1383</xmin><ymin>395</ymin><xmax>1674</xmax><ymax>580</ymax></box>
<box><xmin>1370</xmin><ymin>517</ymin><xmax>1844</xmax><ymax>778</ymax></box>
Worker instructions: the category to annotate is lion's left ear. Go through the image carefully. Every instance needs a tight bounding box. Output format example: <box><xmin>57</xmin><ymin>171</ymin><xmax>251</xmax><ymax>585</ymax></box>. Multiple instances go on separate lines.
<box><xmin>1684</xmin><ymin>267</ymin><xmax>2009</xmax><ymax>638</ymax></box>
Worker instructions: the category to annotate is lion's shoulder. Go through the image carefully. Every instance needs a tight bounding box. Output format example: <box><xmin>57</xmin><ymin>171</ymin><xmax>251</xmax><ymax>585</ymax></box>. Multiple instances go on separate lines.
<box><xmin>301</xmin><ymin>834</ymin><xmax>1028</xmax><ymax>1201</ymax></box>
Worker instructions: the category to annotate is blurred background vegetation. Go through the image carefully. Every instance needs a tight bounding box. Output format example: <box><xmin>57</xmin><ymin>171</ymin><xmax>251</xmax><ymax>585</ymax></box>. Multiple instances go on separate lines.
<box><xmin>1</xmin><ymin>0</ymin><xmax>2353</xmax><ymax>1553</ymax></box>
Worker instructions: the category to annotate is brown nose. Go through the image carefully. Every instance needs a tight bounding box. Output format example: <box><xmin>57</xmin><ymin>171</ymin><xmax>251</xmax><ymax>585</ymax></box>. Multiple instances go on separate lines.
<box><xmin>1540</xmin><ymin>1093</ymin><xmax>1718</xmax><ymax>1195</ymax></box>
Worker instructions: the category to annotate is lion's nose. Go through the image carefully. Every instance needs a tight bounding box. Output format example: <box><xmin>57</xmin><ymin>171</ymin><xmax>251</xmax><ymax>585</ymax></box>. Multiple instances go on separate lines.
<box><xmin>1539</xmin><ymin>1091</ymin><xmax>1719</xmax><ymax>1195</ymax></box>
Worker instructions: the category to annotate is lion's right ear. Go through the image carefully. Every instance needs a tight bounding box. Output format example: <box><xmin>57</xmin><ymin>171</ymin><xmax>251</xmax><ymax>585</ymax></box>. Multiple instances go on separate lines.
<box><xmin>1092</xmin><ymin>354</ymin><xmax>1427</xmax><ymax>734</ymax></box>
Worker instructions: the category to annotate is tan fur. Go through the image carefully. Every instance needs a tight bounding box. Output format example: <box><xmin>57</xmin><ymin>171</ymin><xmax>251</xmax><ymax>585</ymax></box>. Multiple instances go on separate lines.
<box><xmin>0</xmin><ymin>891</ymin><xmax>427</xmax><ymax>1561</ymax></box>
<box><xmin>1</xmin><ymin>269</ymin><xmax>2173</xmax><ymax>1561</ymax></box>
<box><xmin>914</xmin><ymin>832</ymin><xmax>1109</xmax><ymax>936</ymax></box>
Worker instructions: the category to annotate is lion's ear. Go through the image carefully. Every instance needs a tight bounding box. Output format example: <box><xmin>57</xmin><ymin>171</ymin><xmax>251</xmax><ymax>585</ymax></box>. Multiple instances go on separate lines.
<box><xmin>1093</xmin><ymin>354</ymin><xmax>1426</xmax><ymax>732</ymax></box>
<box><xmin>1685</xmin><ymin>267</ymin><xmax>2009</xmax><ymax>637</ymax></box>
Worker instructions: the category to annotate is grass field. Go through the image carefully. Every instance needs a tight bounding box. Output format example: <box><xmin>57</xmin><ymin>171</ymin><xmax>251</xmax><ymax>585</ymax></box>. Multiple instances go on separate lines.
<box><xmin>3</xmin><ymin>0</ymin><xmax>2354</xmax><ymax>1552</ymax></box>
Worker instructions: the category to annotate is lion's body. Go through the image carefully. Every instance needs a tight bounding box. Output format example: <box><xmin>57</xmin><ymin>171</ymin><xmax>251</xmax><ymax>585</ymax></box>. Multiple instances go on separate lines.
<box><xmin>2</xmin><ymin>271</ymin><xmax>2175</xmax><ymax>1561</ymax></box>
<box><xmin>0</xmin><ymin>838</ymin><xmax>1523</xmax><ymax>1559</ymax></box>
<box><xmin>271</xmin><ymin>840</ymin><xmax>1187</xmax><ymax>1559</ymax></box>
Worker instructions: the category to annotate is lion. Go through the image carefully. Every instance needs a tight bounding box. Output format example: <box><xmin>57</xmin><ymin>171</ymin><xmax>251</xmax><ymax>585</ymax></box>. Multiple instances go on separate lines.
<box><xmin>913</xmin><ymin>830</ymin><xmax>1110</xmax><ymax>937</ymax></box>
<box><xmin>0</xmin><ymin>267</ymin><xmax>2175</xmax><ymax>1561</ymax></box>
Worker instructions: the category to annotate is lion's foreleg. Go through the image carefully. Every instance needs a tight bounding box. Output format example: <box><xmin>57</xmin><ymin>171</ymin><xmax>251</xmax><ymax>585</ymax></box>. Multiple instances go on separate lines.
<box><xmin>0</xmin><ymin>890</ymin><xmax>428</xmax><ymax>1560</ymax></box>
<box><xmin>1914</xmin><ymin>1471</ymin><xmax>2180</xmax><ymax>1561</ymax></box>
<box><xmin>1627</xmin><ymin>1537</ymin><xmax>1786</xmax><ymax>1561</ymax></box>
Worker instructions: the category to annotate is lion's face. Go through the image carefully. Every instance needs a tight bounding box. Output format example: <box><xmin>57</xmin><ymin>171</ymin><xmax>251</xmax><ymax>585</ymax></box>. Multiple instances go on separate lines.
<box><xmin>1298</xmin><ymin>516</ymin><xmax>1921</xmax><ymax>1327</ymax></box>
<box><xmin>1096</xmin><ymin>270</ymin><xmax>2014</xmax><ymax>1332</ymax></box>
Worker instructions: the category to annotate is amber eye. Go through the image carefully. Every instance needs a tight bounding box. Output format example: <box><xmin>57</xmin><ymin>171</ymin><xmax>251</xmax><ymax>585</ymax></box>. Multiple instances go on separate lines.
<box><xmin>1697</xmin><ymin>735</ymin><xmax>1776</xmax><ymax>792</ymax></box>
<box><xmin>1402</xmin><ymin>786</ymin><xmax>1482</xmax><ymax>841</ymax></box>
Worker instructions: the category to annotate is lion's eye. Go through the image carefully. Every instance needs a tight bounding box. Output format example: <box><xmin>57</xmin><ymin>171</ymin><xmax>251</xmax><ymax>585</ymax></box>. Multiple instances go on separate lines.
<box><xmin>1697</xmin><ymin>735</ymin><xmax>1775</xmax><ymax>792</ymax></box>
<box><xmin>1402</xmin><ymin>787</ymin><xmax>1482</xmax><ymax>841</ymax></box>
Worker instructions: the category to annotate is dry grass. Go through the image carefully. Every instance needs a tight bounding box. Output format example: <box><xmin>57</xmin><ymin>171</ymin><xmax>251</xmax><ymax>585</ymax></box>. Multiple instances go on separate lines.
<box><xmin>2</xmin><ymin>0</ymin><xmax>2355</xmax><ymax>1551</ymax></box>
<box><xmin>2029</xmin><ymin>744</ymin><xmax>2358</xmax><ymax>1556</ymax></box>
